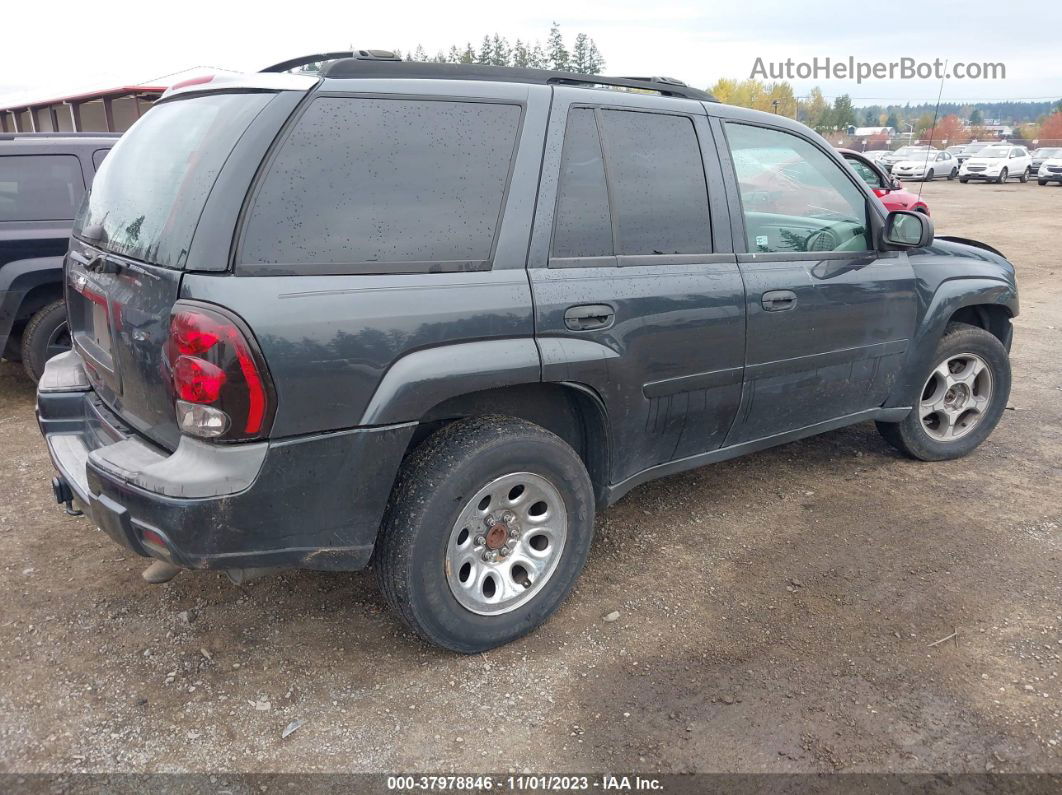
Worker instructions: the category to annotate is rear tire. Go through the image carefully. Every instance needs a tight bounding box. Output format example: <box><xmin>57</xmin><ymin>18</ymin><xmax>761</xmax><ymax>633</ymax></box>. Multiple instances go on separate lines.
<box><xmin>20</xmin><ymin>300</ymin><xmax>70</xmax><ymax>382</ymax></box>
<box><xmin>876</xmin><ymin>323</ymin><xmax>1010</xmax><ymax>462</ymax></box>
<box><xmin>947</xmin><ymin>167</ymin><xmax>958</xmax><ymax>180</ymax></box>
<box><xmin>376</xmin><ymin>415</ymin><xmax>595</xmax><ymax>653</ymax></box>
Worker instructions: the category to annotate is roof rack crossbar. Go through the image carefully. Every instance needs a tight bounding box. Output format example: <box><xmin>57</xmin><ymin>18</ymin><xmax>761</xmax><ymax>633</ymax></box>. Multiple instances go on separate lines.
<box><xmin>320</xmin><ymin>60</ymin><xmax>716</xmax><ymax>102</ymax></box>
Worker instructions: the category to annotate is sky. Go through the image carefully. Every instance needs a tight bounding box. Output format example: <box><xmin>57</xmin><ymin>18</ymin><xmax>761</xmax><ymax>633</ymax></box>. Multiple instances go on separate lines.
<box><xmin>1</xmin><ymin>0</ymin><xmax>1060</xmax><ymax>109</ymax></box>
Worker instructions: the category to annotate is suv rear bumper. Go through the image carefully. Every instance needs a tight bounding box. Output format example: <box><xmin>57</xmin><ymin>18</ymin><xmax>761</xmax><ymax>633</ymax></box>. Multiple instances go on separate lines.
<box><xmin>36</xmin><ymin>351</ymin><xmax>415</xmax><ymax>572</ymax></box>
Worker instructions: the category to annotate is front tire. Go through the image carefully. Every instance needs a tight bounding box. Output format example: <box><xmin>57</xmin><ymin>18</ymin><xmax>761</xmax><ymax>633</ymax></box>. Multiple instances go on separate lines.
<box><xmin>376</xmin><ymin>415</ymin><xmax>595</xmax><ymax>653</ymax></box>
<box><xmin>1019</xmin><ymin>167</ymin><xmax>1030</xmax><ymax>184</ymax></box>
<box><xmin>925</xmin><ymin>169</ymin><xmax>935</xmax><ymax>181</ymax></box>
<box><xmin>20</xmin><ymin>299</ymin><xmax>70</xmax><ymax>382</ymax></box>
<box><xmin>959</xmin><ymin>177</ymin><xmax>969</xmax><ymax>184</ymax></box>
<box><xmin>996</xmin><ymin>168</ymin><xmax>1008</xmax><ymax>184</ymax></box>
<box><xmin>1039</xmin><ymin>179</ymin><xmax>1049</xmax><ymax>186</ymax></box>
<box><xmin>876</xmin><ymin>323</ymin><xmax>1011</xmax><ymax>462</ymax></box>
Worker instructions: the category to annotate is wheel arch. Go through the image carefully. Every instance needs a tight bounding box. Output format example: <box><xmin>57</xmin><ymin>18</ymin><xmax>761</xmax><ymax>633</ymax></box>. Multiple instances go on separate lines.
<box><xmin>404</xmin><ymin>382</ymin><xmax>611</xmax><ymax>510</ymax></box>
<box><xmin>884</xmin><ymin>277</ymin><xmax>1016</xmax><ymax>409</ymax></box>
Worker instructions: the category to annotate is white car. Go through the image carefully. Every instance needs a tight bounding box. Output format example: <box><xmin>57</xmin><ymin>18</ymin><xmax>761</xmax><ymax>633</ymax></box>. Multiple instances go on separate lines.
<box><xmin>891</xmin><ymin>150</ymin><xmax>959</xmax><ymax>181</ymax></box>
<box><xmin>959</xmin><ymin>145</ymin><xmax>1033</xmax><ymax>183</ymax></box>
<box><xmin>1037</xmin><ymin>157</ymin><xmax>1062</xmax><ymax>185</ymax></box>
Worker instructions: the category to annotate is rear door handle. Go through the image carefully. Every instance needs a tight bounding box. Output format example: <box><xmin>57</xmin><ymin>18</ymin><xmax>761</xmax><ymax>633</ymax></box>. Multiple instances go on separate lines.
<box><xmin>564</xmin><ymin>304</ymin><xmax>615</xmax><ymax>331</ymax></box>
<box><xmin>761</xmin><ymin>290</ymin><xmax>797</xmax><ymax>312</ymax></box>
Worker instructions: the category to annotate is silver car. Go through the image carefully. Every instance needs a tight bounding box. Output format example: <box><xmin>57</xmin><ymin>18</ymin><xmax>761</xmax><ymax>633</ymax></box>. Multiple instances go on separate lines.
<box><xmin>891</xmin><ymin>150</ymin><xmax>958</xmax><ymax>181</ymax></box>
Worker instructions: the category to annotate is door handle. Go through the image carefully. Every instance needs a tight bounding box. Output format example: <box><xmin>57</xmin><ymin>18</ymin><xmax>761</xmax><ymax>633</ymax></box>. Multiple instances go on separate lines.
<box><xmin>564</xmin><ymin>304</ymin><xmax>615</xmax><ymax>331</ymax></box>
<box><xmin>761</xmin><ymin>290</ymin><xmax>797</xmax><ymax>312</ymax></box>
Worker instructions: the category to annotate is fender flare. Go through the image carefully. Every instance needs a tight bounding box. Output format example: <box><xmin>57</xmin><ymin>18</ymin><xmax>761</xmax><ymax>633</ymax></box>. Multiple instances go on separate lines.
<box><xmin>883</xmin><ymin>277</ymin><xmax>1017</xmax><ymax>408</ymax></box>
<box><xmin>0</xmin><ymin>256</ymin><xmax>66</xmax><ymax>346</ymax></box>
<box><xmin>358</xmin><ymin>338</ymin><xmax>541</xmax><ymax>426</ymax></box>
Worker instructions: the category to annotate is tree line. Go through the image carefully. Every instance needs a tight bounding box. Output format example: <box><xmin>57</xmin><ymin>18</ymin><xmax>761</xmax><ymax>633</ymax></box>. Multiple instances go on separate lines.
<box><xmin>708</xmin><ymin>77</ymin><xmax>1062</xmax><ymax>142</ymax></box>
<box><xmin>400</xmin><ymin>23</ymin><xmax>605</xmax><ymax>75</ymax></box>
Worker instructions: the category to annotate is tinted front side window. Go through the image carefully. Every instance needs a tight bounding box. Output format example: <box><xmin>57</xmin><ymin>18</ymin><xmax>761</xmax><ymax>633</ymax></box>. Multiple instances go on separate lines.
<box><xmin>726</xmin><ymin>123</ymin><xmax>871</xmax><ymax>254</ymax></box>
<box><xmin>0</xmin><ymin>154</ymin><xmax>84</xmax><ymax>222</ymax></box>
<box><xmin>846</xmin><ymin>157</ymin><xmax>883</xmax><ymax>189</ymax></box>
<box><xmin>242</xmin><ymin>98</ymin><xmax>521</xmax><ymax>268</ymax></box>
<box><xmin>599</xmin><ymin>110</ymin><xmax>711</xmax><ymax>255</ymax></box>
<box><xmin>553</xmin><ymin>109</ymin><xmax>613</xmax><ymax>258</ymax></box>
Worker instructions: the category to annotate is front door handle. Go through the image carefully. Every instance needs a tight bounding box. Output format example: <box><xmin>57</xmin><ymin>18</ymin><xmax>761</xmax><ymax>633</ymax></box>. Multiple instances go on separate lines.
<box><xmin>761</xmin><ymin>290</ymin><xmax>797</xmax><ymax>312</ymax></box>
<box><xmin>564</xmin><ymin>304</ymin><xmax>615</xmax><ymax>331</ymax></box>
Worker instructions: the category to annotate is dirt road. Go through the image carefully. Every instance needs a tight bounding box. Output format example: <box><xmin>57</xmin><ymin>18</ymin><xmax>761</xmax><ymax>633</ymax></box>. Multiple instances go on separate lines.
<box><xmin>0</xmin><ymin>179</ymin><xmax>1059</xmax><ymax>774</ymax></box>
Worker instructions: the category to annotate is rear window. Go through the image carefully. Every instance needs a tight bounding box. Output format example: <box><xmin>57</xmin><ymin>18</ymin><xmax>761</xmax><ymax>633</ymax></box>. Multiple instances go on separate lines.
<box><xmin>240</xmin><ymin>97</ymin><xmax>521</xmax><ymax>271</ymax></box>
<box><xmin>0</xmin><ymin>154</ymin><xmax>85</xmax><ymax>222</ymax></box>
<box><xmin>74</xmin><ymin>92</ymin><xmax>273</xmax><ymax>268</ymax></box>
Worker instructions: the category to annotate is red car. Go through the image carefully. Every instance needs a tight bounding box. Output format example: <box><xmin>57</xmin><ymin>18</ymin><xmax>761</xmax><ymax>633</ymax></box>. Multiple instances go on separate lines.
<box><xmin>840</xmin><ymin>149</ymin><xmax>930</xmax><ymax>216</ymax></box>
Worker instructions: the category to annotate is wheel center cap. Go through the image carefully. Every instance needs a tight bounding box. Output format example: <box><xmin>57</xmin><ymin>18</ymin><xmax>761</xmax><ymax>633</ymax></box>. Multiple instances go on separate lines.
<box><xmin>485</xmin><ymin>524</ymin><xmax>509</xmax><ymax>550</ymax></box>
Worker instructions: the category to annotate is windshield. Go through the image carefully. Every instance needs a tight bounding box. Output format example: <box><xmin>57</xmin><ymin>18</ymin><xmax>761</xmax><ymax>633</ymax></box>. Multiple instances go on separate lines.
<box><xmin>74</xmin><ymin>92</ymin><xmax>272</xmax><ymax>268</ymax></box>
<box><xmin>892</xmin><ymin>147</ymin><xmax>929</xmax><ymax>158</ymax></box>
<box><xmin>963</xmin><ymin>144</ymin><xmax>988</xmax><ymax>154</ymax></box>
<box><xmin>1033</xmin><ymin>148</ymin><xmax>1062</xmax><ymax>158</ymax></box>
<box><xmin>978</xmin><ymin>147</ymin><xmax>1010</xmax><ymax>159</ymax></box>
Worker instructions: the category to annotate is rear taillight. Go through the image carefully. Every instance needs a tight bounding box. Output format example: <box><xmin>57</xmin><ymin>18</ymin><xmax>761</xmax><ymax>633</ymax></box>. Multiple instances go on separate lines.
<box><xmin>165</xmin><ymin>304</ymin><xmax>274</xmax><ymax>441</ymax></box>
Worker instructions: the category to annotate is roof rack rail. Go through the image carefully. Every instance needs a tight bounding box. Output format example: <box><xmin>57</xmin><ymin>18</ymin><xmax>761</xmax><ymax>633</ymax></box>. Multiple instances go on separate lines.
<box><xmin>0</xmin><ymin>131</ymin><xmax>122</xmax><ymax>140</ymax></box>
<box><xmin>321</xmin><ymin>60</ymin><xmax>716</xmax><ymax>102</ymax></box>
<box><xmin>261</xmin><ymin>50</ymin><xmax>401</xmax><ymax>74</ymax></box>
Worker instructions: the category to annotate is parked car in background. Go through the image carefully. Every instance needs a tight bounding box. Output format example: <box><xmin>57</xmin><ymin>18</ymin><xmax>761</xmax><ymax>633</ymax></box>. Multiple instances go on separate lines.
<box><xmin>862</xmin><ymin>149</ymin><xmax>890</xmax><ymax>163</ymax></box>
<box><xmin>878</xmin><ymin>146</ymin><xmax>937</xmax><ymax>174</ymax></box>
<box><xmin>840</xmin><ymin>149</ymin><xmax>930</xmax><ymax>214</ymax></box>
<box><xmin>1030</xmin><ymin>147</ymin><xmax>1062</xmax><ymax>175</ymax></box>
<box><xmin>948</xmin><ymin>143</ymin><xmax>988</xmax><ymax>166</ymax></box>
<box><xmin>959</xmin><ymin>145</ymin><xmax>1032</xmax><ymax>183</ymax></box>
<box><xmin>1037</xmin><ymin>155</ymin><xmax>1062</xmax><ymax>185</ymax></box>
<box><xmin>891</xmin><ymin>149</ymin><xmax>958</xmax><ymax>181</ymax></box>
<box><xmin>36</xmin><ymin>56</ymin><xmax>1018</xmax><ymax>652</ymax></box>
<box><xmin>1</xmin><ymin>133</ymin><xmax>118</xmax><ymax>380</ymax></box>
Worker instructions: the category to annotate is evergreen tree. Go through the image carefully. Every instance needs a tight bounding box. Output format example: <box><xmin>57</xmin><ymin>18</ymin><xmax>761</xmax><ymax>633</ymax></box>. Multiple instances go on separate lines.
<box><xmin>529</xmin><ymin>43</ymin><xmax>546</xmax><ymax>69</ymax></box>
<box><xmin>512</xmin><ymin>39</ymin><xmax>530</xmax><ymax>69</ymax></box>
<box><xmin>586</xmin><ymin>41</ymin><xmax>604</xmax><ymax>74</ymax></box>
<box><xmin>571</xmin><ymin>33</ymin><xmax>590</xmax><ymax>73</ymax></box>
<box><xmin>491</xmin><ymin>34</ymin><xmax>511</xmax><ymax>67</ymax></box>
<box><xmin>832</xmin><ymin>94</ymin><xmax>856</xmax><ymax>129</ymax></box>
<box><xmin>547</xmin><ymin>22</ymin><xmax>568</xmax><ymax>71</ymax></box>
<box><xmin>885</xmin><ymin>112</ymin><xmax>900</xmax><ymax>131</ymax></box>
<box><xmin>969</xmin><ymin>108</ymin><xmax>984</xmax><ymax>125</ymax></box>
<box><xmin>863</xmin><ymin>109</ymin><xmax>877</xmax><ymax>126</ymax></box>
<box><xmin>413</xmin><ymin>45</ymin><xmax>428</xmax><ymax>62</ymax></box>
<box><xmin>477</xmin><ymin>36</ymin><xmax>493</xmax><ymax>65</ymax></box>
<box><xmin>447</xmin><ymin>45</ymin><xmax>461</xmax><ymax>63</ymax></box>
<box><xmin>460</xmin><ymin>43</ymin><xmax>475</xmax><ymax>64</ymax></box>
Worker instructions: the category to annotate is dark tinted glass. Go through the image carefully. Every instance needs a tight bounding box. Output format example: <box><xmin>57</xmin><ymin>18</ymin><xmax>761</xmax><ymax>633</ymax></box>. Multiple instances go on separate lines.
<box><xmin>75</xmin><ymin>92</ymin><xmax>272</xmax><ymax>268</ymax></box>
<box><xmin>91</xmin><ymin>149</ymin><xmax>109</xmax><ymax>171</ymax></box>
<box><xmin>0</xmin><ymin>154</ymin><xmax>84</xmax><ymax>222</ymax></box>
<box><xmin>242</xmin><ymin>98</ymin><xmax>521</xmax><ymax>267</ymax></box>
<box><xmin>599</xmin><ymin>110</ymin><xmax>711</xmax><ymax>255</ymax></box>
<box><xmin>553</xmin><ymin>109</ymin><xmax>613</xmax><ymax>258</ymax></box>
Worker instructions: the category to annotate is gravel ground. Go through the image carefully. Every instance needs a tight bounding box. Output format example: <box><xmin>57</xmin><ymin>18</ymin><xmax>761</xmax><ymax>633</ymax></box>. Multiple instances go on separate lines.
<box><xmin>0</xmin><ymin>178</ymin><xmax>1059</xmax><ymax>775</ymax></box>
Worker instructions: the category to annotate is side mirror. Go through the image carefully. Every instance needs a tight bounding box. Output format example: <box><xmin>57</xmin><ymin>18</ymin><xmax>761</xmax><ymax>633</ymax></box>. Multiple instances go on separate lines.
<box><xmin>882</xmin><ymin>210</ymin><xmax>934</xmax><ymax>250</ymax></box>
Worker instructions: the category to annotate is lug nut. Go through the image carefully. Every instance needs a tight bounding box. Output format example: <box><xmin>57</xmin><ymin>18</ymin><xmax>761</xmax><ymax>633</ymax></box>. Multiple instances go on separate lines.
<box><xmin>474</xmin><ymin>535</ymin><xmax>487</xmax><ymax>547</ymax></box>
<box><xmin>502</xmin><ymin>510</ymin><xmax>516</xmax><ymax>523</ymax></box>
<box><xmin>508</xmin><ymin>528</ymin><xmax>519</xmax><ymax>539</ymax></box>
<box><xmin>482</xmin><ymin>551</ymin><xmax>494</xmax><ymax>562</ymax></box>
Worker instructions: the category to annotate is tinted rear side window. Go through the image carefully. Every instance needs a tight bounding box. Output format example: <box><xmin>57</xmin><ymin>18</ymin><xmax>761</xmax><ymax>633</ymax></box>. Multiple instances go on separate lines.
<box><xmin>0</xmin><ymin>154</ymin><xmax>85</xmax><ymax>222</ymax></box>
<box><xmin>598</xmin><ymin>110</ymin><xmax>711</xmax><ymax>255</ymax></box>
<box><xmin>241</xmin><ymin>98</ymin><xmax>522</xmax><ymax>270</ymax></box>
<box><xmin>552</xmin><ymin>109</ymin><xmax>613</xmax><ymax>258</ymax></box>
